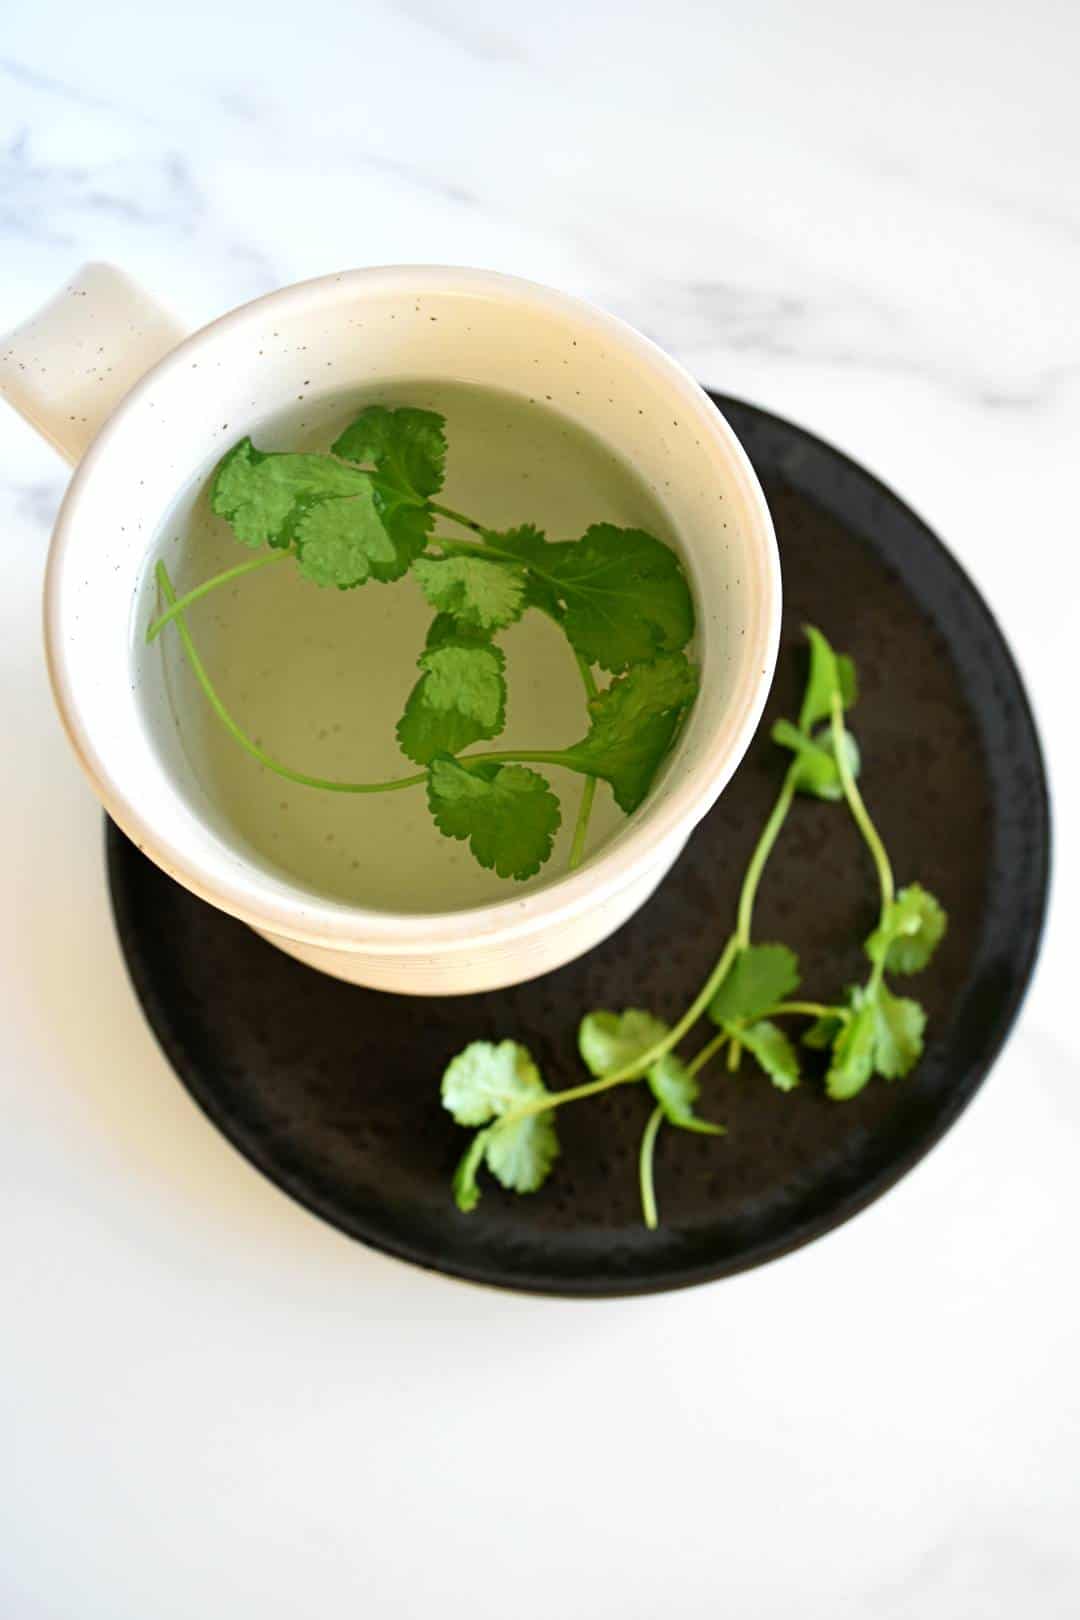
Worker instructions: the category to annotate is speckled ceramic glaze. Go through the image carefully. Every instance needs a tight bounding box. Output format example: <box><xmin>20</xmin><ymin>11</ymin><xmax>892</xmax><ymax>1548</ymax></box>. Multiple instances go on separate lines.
<box><xmin>106</xmin><ymin>396</ymin><xmax>1050</xmax><ymax>1296</ymax></box>
<box><xmin>0</xmin><ymin>264</ymin><xmax>781</xmax><ymax>994</ymax></box>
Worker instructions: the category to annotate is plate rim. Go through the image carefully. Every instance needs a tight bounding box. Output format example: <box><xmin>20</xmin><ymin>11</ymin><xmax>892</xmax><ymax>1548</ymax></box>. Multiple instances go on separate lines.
<box><xmin>105</xmin><ymin>392</ymin><xmax>1053</xmax><ymax>1297</ymax></box>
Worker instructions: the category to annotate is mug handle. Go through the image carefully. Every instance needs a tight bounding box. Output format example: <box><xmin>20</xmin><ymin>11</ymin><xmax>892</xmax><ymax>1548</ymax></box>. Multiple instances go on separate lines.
<box><xmin>0</xmin><ymin>262</ymin><xmax>188</xmax><ymax>466</ymax></box>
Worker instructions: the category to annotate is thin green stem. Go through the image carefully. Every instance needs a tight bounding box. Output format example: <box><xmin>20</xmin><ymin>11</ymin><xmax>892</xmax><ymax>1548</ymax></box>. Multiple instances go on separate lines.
<box><xmin>504</xmin><ymin>934</ymin><xmax>743</xmax><ymax>1133</ymax></box>
<box><xmin>830</xmin><ymin>693</ymin><xmax>894</xmax><ymax>913</ymax></box>
<box><xmin>686</xmin><ymin>1031</ymin><xmax>729</xmax><ymax>1079</ymax></box>
<box><xmin>568</xmin><ymin>776</ymin><xmax>597</xmax><ymax>871</ymax></box>
<box><xmin>146</xmin><ymin>550</ymin><xmax>290</xmax><ymax>642</ymax></box>
<box><xmin>156</xmin><ymin>562</ymin><xmax>428</xmax><ymax>795</ymax></box>
<box><xmin>639</xmin><ymin>1106</ymin><xmax>664</xmax><ymax>1231</ymax></box>
<box><xmin>770</xmin><ymin>1000</ymin><xmax>850</xmax><ymax>1022</ymax></box>
<box><xmin>567</xmin><ymin>651</ymin><xmax>600</xmax><ymax>871</ymax></box>
<box><xmin>735</xmin><ymin>765</ymin><xmax>799</xmax><ymax>947</ymax></box>
<box><xmin>575</xmin><ymin>652</ymin><xmax>599</xmax><ymax>702</ymax></box>
<box><xmin>429</xmin><ymin>501</ymin><xmax>485</xmax><ymax>536</ymax></box>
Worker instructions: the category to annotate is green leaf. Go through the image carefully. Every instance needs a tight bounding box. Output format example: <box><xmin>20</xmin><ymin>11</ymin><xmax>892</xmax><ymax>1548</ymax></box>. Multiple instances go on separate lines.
<box><xmin>441</xmin><ymin>1041</ymin><xmax>559</xmax><ymax>1209</ymax></box>
<box><xmin>803</xmin><ymin>1011</ymin><xmax>846</xmax><ymax>1050</ymax></box>
<box><xmin>871</xmin><ymin>986</ymin><xmax>926</xmax><ymax>1079</ymax></box>
<box><xmin>578</xmin><ymin>1009</ymin><xmax>670</xmax><ymax>1078</ymax></box>
<box><xmin>825</xmin><ymin>996</ymin><xmax>878</xmax><ymax>1100</ymax></box>
<box><xmin>562</xmin><ymin>653</ymin><xmax>699</xmax><ymax>813</ymax></box>
<box><xmin>371</xmin><ymin>483</ymin><xmax>434</xmax><ymax>569</ymax></box>
<box><xmin>427</xmin><ymin>757</ymin><xmax>561</xmax><ymax>879</ymax></box>
<box><xmin>452</xmin><ymin>1129</ymin><xmax>490</xmax><ymax>1212</ymax></box>
<box><xmin>396</xmin><ymin>638</ymin><xmax>507</xmax><ymax>765</ymax></box>
<box><xmin>293</xmin><ymin>487</ymin><xmax>398</xmax><ymax>587</ymax></box>
<box><xmin>866</xmin><ymin>884</ymin><xmax>948</xmax><ymax>975</ymax></box>
<box><xmin>442</xmin><ymin>1039</ymin><xmax>547</xmax><ymax>1125</ymax></box>
<box><xmin>210</xmin><ymin>437</ymin><xmax>373</xmax><ymax>549</ymax></box>
<box><xmin>485</xmin><ymin>524</ymin><xmax>561</xmax><ymax>616</ymax></box>
<box><xmin>837</xmin><ymin>655</ymin><xmax>858</xmax><ymax>710</ymax></box>
<box><xmin>412</xmin><ymin>554</ymin><xmax>526</xmax><ymax>631</ymax></box>
<box><xmin>771</xmin><ymin>718</ymin><xmax>860</xmax><ymax>801</ymax></box>
<box><xmin>485</xmin><ymin>1110</ymin><xmax>560</xmax><ymax>1195</ymax></box>
<box><xmin>646</xmin><ymin>1052</ymin><xmax>726</xmax><ymax>1135</ymax></box>
<box><xmin>738</xmin><ymin>1020</ymin><xmax>800</xmax><ymax>1091</ymax></box>
<box><xmin>798</xmin><ymin>624</ymin><xmax>858</xmax><ymax>733</ymax></box>
<box><xmin>540</xmin><ymin>525</ymin><xmax>695</xmax><ymax>673</ymax></box>
<box><xmin>708</xmin><ymin>944</ymin><xmax>801</xmax><ymax>1026</ymax></box>
<box><xmin>332</xmin><ymin>405</ymin><xmax>447</xmax><ymax>497</ymax></box>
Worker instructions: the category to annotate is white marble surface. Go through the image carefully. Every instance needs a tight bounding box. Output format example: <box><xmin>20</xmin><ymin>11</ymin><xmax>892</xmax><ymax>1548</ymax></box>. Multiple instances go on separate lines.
<box><xmin>1</xmin><ymin>2</ymin><xmax>1077</xmax><ymax>1615</ymax></box>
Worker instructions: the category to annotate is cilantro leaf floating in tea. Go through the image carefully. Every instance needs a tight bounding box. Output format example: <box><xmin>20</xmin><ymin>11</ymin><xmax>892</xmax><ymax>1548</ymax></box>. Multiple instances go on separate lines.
<box><xmin>396</xmin><ymin>628</ymin><xmax>507</xmax><ymax>766</ymax></box>
<box><xmin>426</xmin><ymin>758</ymin><xmax>562</xmax><ymax>881</ymax></box>
<box><xmin>210</xmin><ymin>438</ymin><xmax>375</xmax><ymax>549</ymax></box>
<box><xmin>292</xmin><ymin>484</ymin><xmax>400</xmax><ymax>587</ymax></box>
<box><xmin>412</xmin><ymin>553</ymin><xmax>527</xmax><ymax>631</ymax></box>
<box><xmin>560</xmin><ymin>652</ymin><xmax>699</xmax><ymax>812</ymax></box>
<box><xmin>331</xmin><ymin>404</ymin><xmax>448</xmax><ymax>498</ymax></box>
<box><xmin>436</xmin><ymin>624</ymin><xmax>947</xmax><ymax>1230</ymax></box>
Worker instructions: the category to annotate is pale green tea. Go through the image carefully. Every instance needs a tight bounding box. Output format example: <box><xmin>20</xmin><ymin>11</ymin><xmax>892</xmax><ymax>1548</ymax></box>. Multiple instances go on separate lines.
<box><xmin>146</xmin><ymin>381</ymin><xmax>685</xmax><ymax>912</ymax></box>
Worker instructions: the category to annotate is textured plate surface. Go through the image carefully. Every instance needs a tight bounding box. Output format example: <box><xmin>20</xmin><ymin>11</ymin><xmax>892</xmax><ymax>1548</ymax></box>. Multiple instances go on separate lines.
<box><xmin>106</xmin><ymin>395</ymin><xmax>1050</xmax><ymax>1296</ymax></box>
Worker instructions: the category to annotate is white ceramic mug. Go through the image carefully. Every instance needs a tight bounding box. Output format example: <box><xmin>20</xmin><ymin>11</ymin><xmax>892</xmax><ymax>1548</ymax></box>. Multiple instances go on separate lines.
<box><xmin>0</xmin><ymin>263</ymin><xmax>780</xmax><ymax>994</ymax></box>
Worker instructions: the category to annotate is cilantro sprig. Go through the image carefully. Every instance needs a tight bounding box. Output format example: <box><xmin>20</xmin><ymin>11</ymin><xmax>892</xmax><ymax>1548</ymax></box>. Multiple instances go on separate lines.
<box><xmin>440</xmin><ymin>627</ymin><xmax>947</xmax><ymax>1227</ymax></box>
<box><xmin>148</xmin><ymin>404</ymin><xmax>698</xmax><ymax>882</ymax></box>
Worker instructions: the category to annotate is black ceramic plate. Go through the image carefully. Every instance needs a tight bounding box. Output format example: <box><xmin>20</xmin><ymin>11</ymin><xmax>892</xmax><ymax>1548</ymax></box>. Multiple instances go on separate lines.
<box><xmin>106</xmin><ymin>395</ymin><xmax>1050</xmax><ymax>1297</ymax></box>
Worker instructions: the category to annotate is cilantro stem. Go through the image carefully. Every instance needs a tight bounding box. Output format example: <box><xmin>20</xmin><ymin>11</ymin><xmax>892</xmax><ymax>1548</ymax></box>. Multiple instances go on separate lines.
<box><xmin>773</xmin><ymin>991</ymin><xmax>848</xmax><ymax>1017</ymax></box>
<box><xmin>638</xmin><ymin>1106</ymin><xmax>664</xmax><ymax>1230</ymax></box>
<box><xmin>735</xmin><ymin>764</ymin><xmax>799</xmax><ymax>948</ymax></box>
<box><xmin>155</xmin><ymin>563</ymin><xmax>428</xmax><ymax>795</ymax></box>
<box><xmin>567</xmin><ymin>651</ymin><xmax>599</xmax><ymax>872</ymax></box>
<box><xmin>505</xmin><ymin>934</ymin><xmax>744</xmax><ymax>1133</ymax></box>
<box><xmin>429</xmin><ymin>501</ymin><xmax>485</xmax><ymax>536</ymax></box>
<box><xmin>770</xmin><ymin>1000</ymin><xmax>849</xmax><ymax>1021</ymax></box>
<box><xmin>568</xmin><ymin>777</ymin><xmax>597</xmax><ymax>871</ymax></box>
<box><xmin>686</xmin><ymin>1031</ymin><xmax>729</xmax><ymax>1078</ymax></box>
<box><xmin>830</xmin><ymin>693</ymin><xmax>894</xmax><ymax>912</ymax></box>
<box><xmin>146</xmin><ymin>551</ymin><xmax>290</xmax><ymax>642</ymax></box>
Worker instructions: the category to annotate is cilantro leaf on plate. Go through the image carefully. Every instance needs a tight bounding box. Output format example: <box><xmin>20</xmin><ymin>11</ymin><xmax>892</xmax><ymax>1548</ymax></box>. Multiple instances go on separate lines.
<box><xmin>578</xmin><ymin>1008</ymin><xmax>670</xmax><ymax>1077</ymax></box>
<box><xmin>866</xmin><ymin>883</ymin><xmax>947</xmax><ymax>975</ymax></box>
<box><xmin>562</xmin><ymin>653</ymin><xmax>698</xmax><ymax>812</ymax></box>
<box><xmin>798</xmin><ymin>623</ymin><xmax>858</xmax><ymax>733</ymax></box>
<box><xmin>484</xmin><ymin>1109</ymin><xmax>560</xmax><ymax>1195</ymax></box>
<box><xmin>412</xmin><ymin>554</ymin><xmax>526</xmax><ymax>631</ymax></box>
<box><xmin>332</xmin><ymin>405</ymin><xmax>447</xmax><ymax>498</ymax></box>
<box><xmin>738</xmin><ymin>1020</ymin><xmax>801</xmax><ymax>1091</ymax></box>
<box><xmin>708</xmin><ymin>944</ymin><xmax>801</xmax><ymax>1027</ymax></box>
<box><xmin>293</xmin><ymin>487</ymin><xmax>399</xmax><ymax>587</ymax></box>
<box><xmin>441</xmin><ymin>1040</ymin><xmax>559</xmax><ymax>1209</ymax></box>
<box><xmin>540</xmin><ymin>524</ymin><xmax>694</xmax><ymax>673</ymax></box>
<box><xmin>211</xmin><ymin>438</ymin><xmax>373</xmax><ymax>548</ymax></box>
<box><xmin>825</xmin><ymin>994</ymin><xmax>879</xmax><ymax>1100</ymax></box>
<box><xmin>427</xmin><ymin>757</ymin><xmax>561</xmax><ymax>879</ymax></box>
<box><xmin>870</xmin><ymin>986</ymin><xmax>926</xmax><ymax>1079</ymax></box>
<box><xmin>771</xmin><ymin>719</ymin><xmax>861</xmax><ymax>801</ymax></box>
<box><xmin>646</xmin><ymin>1052</ymin><xmax>726</xmax><ymax>1134</ymax></box>
<box><xmin>397</xmin><ymin>637</ymin><xmax>507</xmax><ymax>765</ymax></box>
<box><xmin>803</xmin><ymin>1011</ymin><xmax>846</xmax><ymax>1050</ymax></box>
<box><xmin>451</xmin><ymin>1130</ymin><xmax>491</xmax><ymax>1213</ymax></box>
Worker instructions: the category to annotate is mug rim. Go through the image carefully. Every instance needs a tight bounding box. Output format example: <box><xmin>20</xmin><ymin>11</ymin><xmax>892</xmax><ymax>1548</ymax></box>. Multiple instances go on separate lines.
<box><xmin>45</xmin><ymin>264</ymin><xmax>781</xmax><ymax>956</ymax></box>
